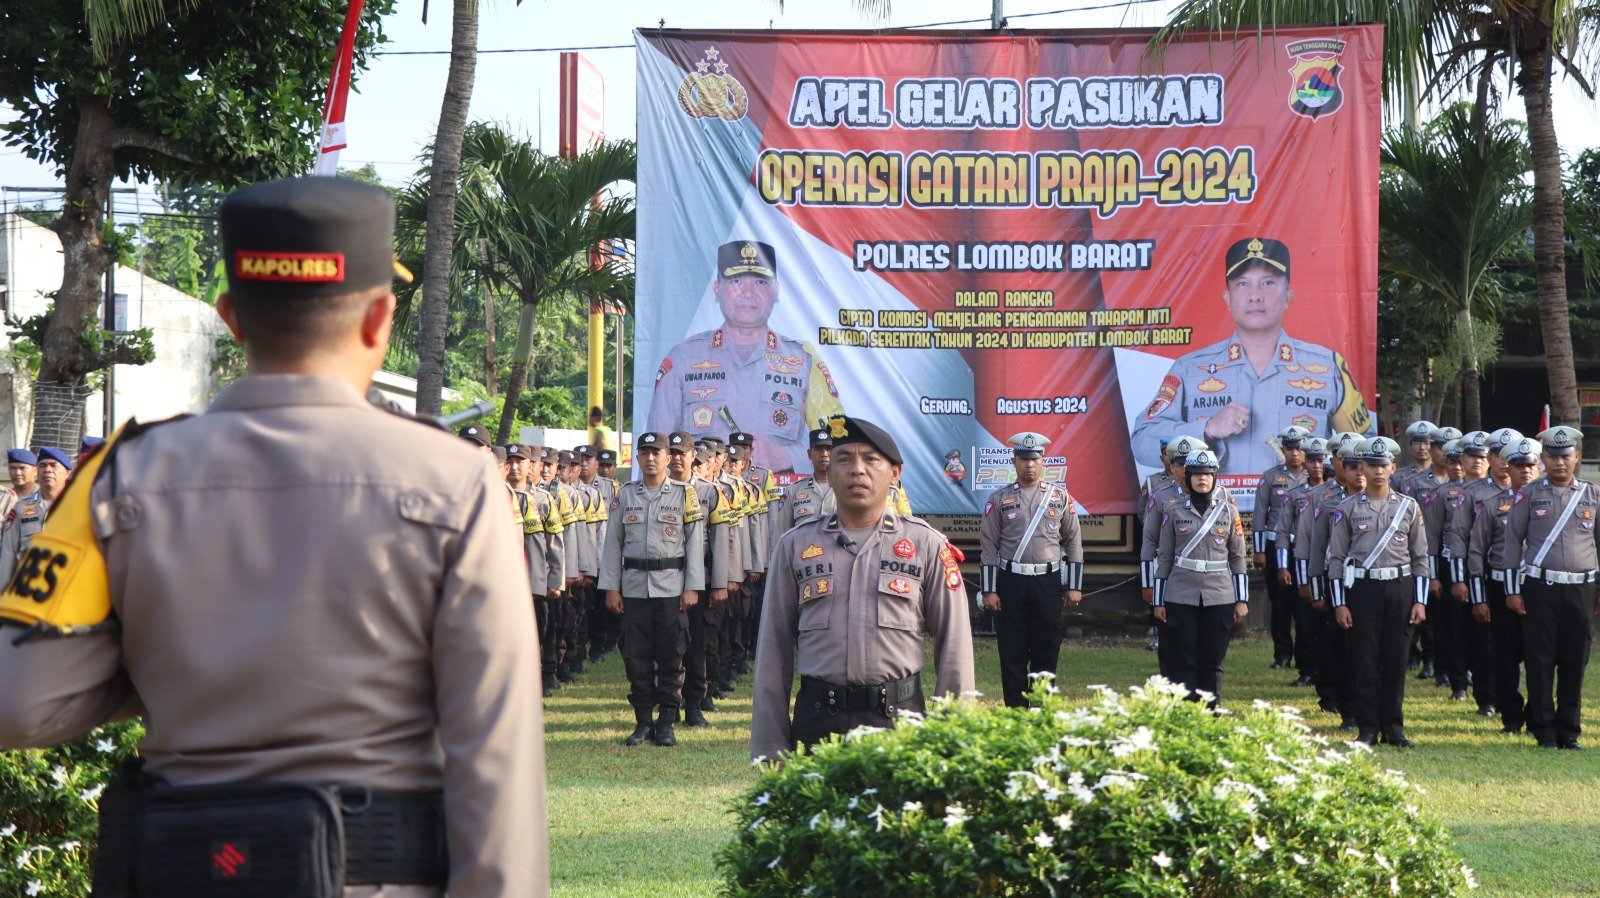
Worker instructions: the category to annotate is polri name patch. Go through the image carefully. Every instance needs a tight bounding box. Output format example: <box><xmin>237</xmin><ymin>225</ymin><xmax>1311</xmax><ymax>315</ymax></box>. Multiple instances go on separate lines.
<box><xmin>235</xmin><ymin>251</ymin><xmax>346</xmax><ymax>283</ymax></box>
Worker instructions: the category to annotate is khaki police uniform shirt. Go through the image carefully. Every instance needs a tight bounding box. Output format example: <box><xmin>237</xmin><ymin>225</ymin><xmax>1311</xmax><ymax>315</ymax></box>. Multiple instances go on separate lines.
<box><xmin>978</xmin><ymin>481</ymin><xmax>1083</xmax><ymax>567</ymax></box>
<box><xmin>1326</xmin><ymin>491</ymin><xmax>1429</xmax><ymax>581</ymax></box>
<box><xmin>1154</xmin><ymin>496</ymin><xmax>1247</xmax><ymax>605</ymax></box>
<box><xmin>750</xmin><ymin>511</ymin><xmax>975</xmax><ymax>760</ymax></box>
<box><xmin>0</xmin><ymin>489</ymin><xmax>50</xmax><ymax>569</ymax></box>
<box><xmin>1129</xmin><ymin>332</ymin><xmax>1374</xmax><ymax>477</ymax></box>
<box><xmin>1273</xmin><ymin>479</ymin><xmax>1318</xmax><ymax>569</ymax></box>
<box><xmin>597</xmin><ymin>479</ymin><xmax>706</xmax><ymax>597</ymax></box>
<box><xmin>1296</xmin><ymin>482</ymin><xmax>1358</xmax><ymax>584</ymax></box>
<box><xmin>1499</xmin><ymin>478</ymin><xmax>1600</xmax><ymax>585</ymax></box>
<box><xmin>718</xmin><ymin>473</ymin><xmax>749</xmax><ymax>582</ymax></box>
<box><xmin>1443</xmin><ymin>478</ymin><xmax>1501</xmax><ymax>580</ymax></box>
<box><xmin>1251</xmin><ymin>464</ymin><xmax>1308</xmax><ymax>550</ymax></box>
<box><xmin>768</xmin><ymin>474</ymin><xmax>832</xmax><ymax>552</ymax></box>
<box><xmin>1467</xmin><ymin>483</ymin><xmax>1517</xmax><ymax>580</ymax></box>
<box><xmin>690</xmin><ymin>475</ymin><xmax>733</xmax><ymax>590</ymax></box>
<box><xmin>1140</xmin><ymin>473</ymin><xmax>1180</xmax><ymax>565</ymax></box>
<box><xmin>520</xmin><ymin>485</ymin><xmax>566</xmax><ymax>594</ymax></box>
<box><xmin>551</xmin><ymin>480</ymin><xmax>582</xmax><ymax>582</ymax></box>
<box><xmin>0</xmin><ymin>375</ymin><xmax>548</xmax><ymax>898</ymax></box>
<box><xmin>647</xmin><ymin>328</ymin><xmax>844</xmax><ymax>473</ymax></box>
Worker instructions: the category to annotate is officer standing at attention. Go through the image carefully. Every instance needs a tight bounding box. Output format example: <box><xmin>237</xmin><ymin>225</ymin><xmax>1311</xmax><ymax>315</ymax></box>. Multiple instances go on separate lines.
<box><xmin>1422</xmin><ymin>438</ymin><xmax>1471</xmax><ymax>700</ymax></box>
<box><xmin>1253</xmin><ymin>425</ymin><xmax>1311</xmax><ymax>670</ymax></box>
<box><xmin>1327</xmin><ymin>436</ymin><xmax>1430</xmax><ymax>748</ymax></box>
<box><xmin>667</xmin><ymin>433</ymin><xmax>731</xmax><ymax>726</ymax></box>
<box><xmin>1442</xmin><ymin>432</ymin><xmax>1499</xmax><ymax>713</ymax></box>
<box><xmin>600</xmin><ymin>432</ymin><xmax>706</xmax><ymax>748</ymax></box>
<box><xmin>591</xmin><ymin>448</ymin><xmax>623</xmax><ymax>658</ymax></box>
<box><xmin>1393</xmin><ymin>420</ymin><xmax>1437</xmax><ymax>495</ymax></box>
<box><xmin>1152</xmin><ymin>449</ymin><xmax>1249</xmax><ymax>706</ymax></box>
<box><xmin>750</xmin><ymin>416</ymin><xmax>974</xmax><ymax>760</ymax></box>
<box><xmin>979</xmin><ymin>432</ymin><xmax>1084</xmax><ymax>707</ymax></box>
<box><xmin>0</xmin><ymin>448</ymin><xmax>37</xmax><ymax>523</ymax></box>
<box><xmin>1274</xmin><ymin>436</ymin><xmax>1328</xmax><ymax>687</ymax></box>
<box><xmin>0</xmin><ymin>177</ymin><xmax>548</xmax><ymax>896</ymax></box>
<box><xmin>767</xmin><ymin>426</ymin><xmax>834</xmax><ymax>545</ymax></box>
<box><xmin>1297</xmin><ymin>432</ymin><xmax>1368</xmax><ymax>726</ymax></box>
<box><xmin>734</xmin><ymin>431</ymin><xmax>780</xmax><ymax>653</ymax></box>
<box><xmin>1468</xmin><ymin>436</ymin><xmax>1540</xmax><ymax>734</ymax></box>
<box><xmin>1497</xmin><ymin>425</ymin><xmax>1598</xmax><ymax>750</ymax></box>
<box><xmin>1139</xmin><ymin>435</ymin><xmax>1208</xmax><ymax>669</ymax></box>
<box><xmin>518</xmin><ymin>447</ymin><xmax>567</xmax><ymax>698</ymax></box>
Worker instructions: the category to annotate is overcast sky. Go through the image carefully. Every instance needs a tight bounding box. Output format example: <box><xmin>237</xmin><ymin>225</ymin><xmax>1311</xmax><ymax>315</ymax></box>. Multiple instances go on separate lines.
<box><xmin>3</xmin><ymin>0</ymin><xmax>1597</xmax><ymax>203</ymax></box>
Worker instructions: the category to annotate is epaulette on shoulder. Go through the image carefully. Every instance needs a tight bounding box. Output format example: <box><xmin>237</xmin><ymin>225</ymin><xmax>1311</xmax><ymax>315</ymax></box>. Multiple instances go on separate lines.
<box><xmin>94</xmin><ymin>413</ymin><xmax>191</xmax><ymax>492</ymax></box>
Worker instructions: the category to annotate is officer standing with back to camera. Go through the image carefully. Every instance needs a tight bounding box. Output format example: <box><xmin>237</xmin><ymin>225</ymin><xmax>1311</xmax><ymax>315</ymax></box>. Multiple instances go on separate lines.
<box><xmin>750</xmin><ymin>415</ymin><xmax>974</xmax><ymax>761</ymax></box>
<box><xmin>599</xmin><ymin>431</ymin><xmax>706</xmax><ymax>748</ymax></box>
<box><xmin>1498</xmin><ymin>425</ymin><xmax>1598</xmax><ymax>750</ymax></box>
<box><xmin>0</xmin><ymin>176</ymin><xmax>548</xmax><ymax>896</ymax></box>
<box><xmin>1152</xmin><ymin>449</ymin><xmax>1249</xmax><ymax>707</ymax></box>
<box><xmin>979</xmin><ymin>432</ymin><xmax>1084</xmax><ymax>707</ymax></box>
<box><xmin>1253</xmin><ymin>425</ymin><xmax>1311</xmax><ymax>671</ymax></box>
<box><xmin>1327</xmin><ymin>436</ymin><xmax>1430</xmax><ymax>748</ymax></box>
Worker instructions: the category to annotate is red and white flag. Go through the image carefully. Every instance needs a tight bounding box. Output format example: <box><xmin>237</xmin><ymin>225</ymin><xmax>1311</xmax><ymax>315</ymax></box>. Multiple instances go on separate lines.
<box><xmin>314</xmin><ymin>0</ymin><xmax>366</xmax><ymax>177</ymax></box>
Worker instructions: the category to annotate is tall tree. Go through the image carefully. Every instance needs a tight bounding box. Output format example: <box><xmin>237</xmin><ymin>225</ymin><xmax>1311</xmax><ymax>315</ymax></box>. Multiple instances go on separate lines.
<box><xmin>1379</xmin><ymin>105</ymin><xmax>1531</xmax><ymax>430</ymax></box>
<box><xmin>2</xmin><ymin>1</ymin><xmax>393</xmax><ymax>444</ymax></box>
<box><xmin>1152</xmin><ymin>0</ymin><xmax>1600</xmax><ymax>426</ymax></box>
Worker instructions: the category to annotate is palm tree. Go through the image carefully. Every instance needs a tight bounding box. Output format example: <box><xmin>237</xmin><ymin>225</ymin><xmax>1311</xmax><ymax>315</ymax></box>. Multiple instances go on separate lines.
<box><xmin>403</xmin><ymin>125</ymin><xmax>635</xmax><ymax>442</ymax></box>
<box><xmin>1379</xmin><ymin>104</ymin><xmax>1531</xmax><ymax>430</ymax></box>
<box><xmin>1153</xmin><ymin>0</ymin><xmax>1600</xmax><ymax>426</ymax></box>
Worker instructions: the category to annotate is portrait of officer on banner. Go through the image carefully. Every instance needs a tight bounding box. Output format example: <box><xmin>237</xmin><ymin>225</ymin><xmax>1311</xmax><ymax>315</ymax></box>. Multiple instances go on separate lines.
<box><xmin>1129</xmin><ymin>237</ymin><xmax>1375</xmax><ymax>498</ymax></box>
<box><xmin>646</xmin><ymin>240</ymin><xmax>844</xmax><ymax>475</ymax></box>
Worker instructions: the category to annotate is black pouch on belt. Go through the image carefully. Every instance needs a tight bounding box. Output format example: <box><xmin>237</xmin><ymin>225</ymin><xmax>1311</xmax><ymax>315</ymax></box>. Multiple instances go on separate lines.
<box><xmin>132</xmin><ymin>781</ymin><xmax>344</xmax><ymax>898</ymax></box>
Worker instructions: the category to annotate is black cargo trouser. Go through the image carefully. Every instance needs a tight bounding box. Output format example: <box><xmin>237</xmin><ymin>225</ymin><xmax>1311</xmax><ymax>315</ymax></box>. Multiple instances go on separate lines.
<box><xmin>1163</xmin><ymin>601</ymin><xmax>1235</xmax><ymax>707</ymax></box>
<box><xmin>682</xmin><ymin>582</ymin><xmax>712</xmax><ymax>704</ymax></box>
<box><xmin>746</xmin><ymin>573</ymin><xmax>766</xmax><ymax>659</ymax></box>
<box><xmin>1521</xmin><ymin>579</ymin><xmax>1594</xmax><ymax>743</ymax></box>
<box><xmin>1486</xmin><ymin>578</ymin><xmax>1525</xmax><ymax>731</ymax></box>
<box><xmin>1306</xmin><ymin>597</ymin><xmax>1339</xmax><ymax>706</ymax></box>
<box><xmin>536</xmin><ymin>594</ymin><xmax>560</xmax><ymax>678</ymax></box>
<box><xmin>622</xmin><ymin>595</ymin><xmax>689</xmax><ymax>712</ymax></box>
<box><xmin>995</xmin><ymin>569</ymin><xmax>1065</xmax><ymax>707</ymax></box>
<box><xmin>1347</xmin><ymin>578</ymin><xmax>1415</xmax><ymax>735</ymax></box>
<box><xmin>1431</xmin><ymin>559</ymin><xmax>1470</xmax><ymax>690</ymax></box>
<box><xmin>1265</xmin><ymin>540</ymin><xmax>1304</xmax><ymax>667</ymax></box>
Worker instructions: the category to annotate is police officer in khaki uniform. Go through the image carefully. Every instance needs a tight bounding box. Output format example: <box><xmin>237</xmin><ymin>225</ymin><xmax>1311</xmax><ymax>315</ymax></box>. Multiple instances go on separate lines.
<box><xmin>1153</xmin><ymin>449</ymin><xmax>1249</xmax><ymax>706</ymax></box>
<box><xmin>1498</xmin><ymin>425</ymin><xmax>1598</xmax><ymax>750</ymax></box>
<box><xmin>0</xmin><ymin>448</ymin><xmax>37</xmax><ymax>525</ymax></box>
<box><xmin>1253</xmin><ymin>425</ymin><xmax>1311</xmax><ymax>670</ymax></box>
<box><xmin>1327</xmin><ymin>436</ymin><xmax>1430</xmax><ymax>748</ymax></box>
<box><xmin>1442</xmin><ymin>432</ymin><xmax>1499</xmax><ymax>712</ymax></box>
<box><xmin>1274</xmin><ymin>436</ymin><xmax>1328</xmax><ymax>687</ymax></box>
<box><xmin>1468</xmin><ymin>436</ymin><xmax>1540</xmax><ymax>734</ymax></box>
<box><xmin>1421</xmin><ymin>437</ymin><xmax>1471</xmax><ymax>700</ymax></box>
<box><xmin>735</xmin><ymin>431</ymin><xmax>780</xmax><ymax>655</ymax></box>
<box><xmin>1392</xmin><ymin>420</ymin><xmax>1437</xmax><ymax>496</ymax></box>
<box><xmin>1296</xmin><ymin>432</ymin><xmax>1368</xmax><ymax>726</ymax></box>
<box><xmin>0</xmin><ymin>176</ymin><xmax>548</xmax><ymax>897</ymax></box>
<box><xmin>591</xmin><ymin>448</ymin><xmax>623</xmax><ymax>656</ymax></box>
<box><xmin>1139</xmin><ymin>435</ymin><xmax>1208</xmax><ymax>669</ymax></box>
<box><xmin>979</xmin><ymin>432</ymin><xmax>1084</xmax><ymax>707</ymax></box>
<box><xmin>517</xmin><ymin>447</ymin><xmax>567</xmax><ymax>698</ymax></box>
<box><xmin>750</xmin><ymin>415</ymin><xmax>974</xmax><ymax>760</ymax></box>
<box><xmin>599</xmin><ymin>432</ymin><xmax>706</xmax><ymax>747</ymax></box>
<box><xmin>724</xmin><ymin>437</ymin><xmax>763</xmax><ymax>677</ymax></box>
<box><xmin>767</xmin><ymin>426</ymin><xmax>834</xmax><ymax>547</ymax></box>
<box><xmin>667</xmin><ymin>433</ymin><xmax>732</xmax><ymax>725</ymax></box>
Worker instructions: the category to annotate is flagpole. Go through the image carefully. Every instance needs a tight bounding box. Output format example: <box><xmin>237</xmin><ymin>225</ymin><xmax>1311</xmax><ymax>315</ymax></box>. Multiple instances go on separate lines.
<box><xmin>314</xmin><ymin>0</ymin><xmax>366</xmax><ymax>176</ymax></box>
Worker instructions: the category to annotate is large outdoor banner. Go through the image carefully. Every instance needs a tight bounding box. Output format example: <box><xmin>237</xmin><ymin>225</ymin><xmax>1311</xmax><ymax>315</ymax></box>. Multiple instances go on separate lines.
<box><xmin>635</xmin><ymin>27</ymin><xmax>1380</xmax><ymax>514</ymax></box>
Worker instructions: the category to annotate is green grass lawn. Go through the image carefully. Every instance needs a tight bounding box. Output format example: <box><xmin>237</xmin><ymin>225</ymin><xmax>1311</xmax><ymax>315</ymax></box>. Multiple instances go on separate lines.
<box><xmin>546</xmin><ymin>632</ymin><xmax>1599</xmax><ymax>897</ymax></box>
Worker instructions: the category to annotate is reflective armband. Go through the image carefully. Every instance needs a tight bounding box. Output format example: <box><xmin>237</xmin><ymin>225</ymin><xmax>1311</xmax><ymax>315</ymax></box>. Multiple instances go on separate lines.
<box><xmin>1233</xmin><ymin>573</ymin><xmax>1249</xmax><ymax>604</ymax></box>
<box><xmin>1253</xmin><ymin>531</ymin><xmax>1267</xmax><ymax>554</ymax></box>
<box><xmin>1413</xmin><ymin>575</ymin><xmax>1429</xmax><ymax>606</ymax></box>
<box><xmin>1152</xmin><ymin>578</ymin><xmax>1165</xmax><ymax>607</ymax></box>
<box><xmin>1139</xmin><ymin>560</ymin><xmax>1154</xmax><ymax>589</ymax></box>
<box><xmin>1063</xmin><ymin>562</ymin><xmax>1083</xmax><ymax>590</ymax></box>
<box><xmin>980</xmin><ymin>564</ymin><xmax>997</xmax><ymax>595</ymax></box>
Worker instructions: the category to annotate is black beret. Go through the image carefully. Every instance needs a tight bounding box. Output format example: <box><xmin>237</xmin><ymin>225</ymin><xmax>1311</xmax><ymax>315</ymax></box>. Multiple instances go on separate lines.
<box><xmin>1224</xmin><ymin>237</ymin><xmax>1290</xmax><ymax>280</ymax></box>
<box><xmin>826</xmin><ymin>415</ymin><xmax>902</xmax><ymax>465</ymax></box>
<box><xmin>717</xmin><ymin>241</ymin><xmax>776</xmax><ymax>279</ymax></box>
<box><xmin>221</xmin><ymin>177</ymin><xmax>411</xmax><ymax>299</ymax></box>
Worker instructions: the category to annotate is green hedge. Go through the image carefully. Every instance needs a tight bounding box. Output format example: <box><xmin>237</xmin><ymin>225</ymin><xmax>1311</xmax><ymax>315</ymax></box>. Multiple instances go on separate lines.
<box><xmin>0</xmin><ymin>723</ymin><xmax>141</xmax><ymax>898</ymax></box>
<box><xmin>719</xmin><ymin>677</ymin><xmax>1477</xmax><ymax>897</ymax></box>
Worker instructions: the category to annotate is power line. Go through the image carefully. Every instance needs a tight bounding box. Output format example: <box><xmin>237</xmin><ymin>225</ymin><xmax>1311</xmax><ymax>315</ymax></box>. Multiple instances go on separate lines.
<box><xmin>373</xmin><ymin>1</ymin><xmax>1175</xmax><ymax>56</ymax></box>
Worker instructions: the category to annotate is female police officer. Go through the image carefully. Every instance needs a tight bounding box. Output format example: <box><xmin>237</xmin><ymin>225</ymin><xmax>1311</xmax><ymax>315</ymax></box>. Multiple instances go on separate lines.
<box><xmin>1152</xmin><ymin>449</ymin><xmax>1249</xmax><ymax>707</ymax></box>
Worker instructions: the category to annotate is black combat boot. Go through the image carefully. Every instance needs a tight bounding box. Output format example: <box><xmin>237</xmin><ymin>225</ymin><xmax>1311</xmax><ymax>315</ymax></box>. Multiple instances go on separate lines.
<box><xmin>684</xmin><ymin>705</ymin><xmax>710</xmax><ymax>727</ymax></box>
<box><xmin>653</xmin><ymin>708</ymin><xmax>678</xmax><ymax>746</ymax></box>
<box><xmin>700</xmin><ymin>696</ymin><xmax>717</xmax><ymax>712</ymax></box>
<box><xmin>542</xmin><ymin>674</ymin><xmax>557</xmax><ymax>698</ymax></box>
<box><xmin>624</xmin><ymin>707</ymin><xmax>654</xmax><ymax>746</ymax></box>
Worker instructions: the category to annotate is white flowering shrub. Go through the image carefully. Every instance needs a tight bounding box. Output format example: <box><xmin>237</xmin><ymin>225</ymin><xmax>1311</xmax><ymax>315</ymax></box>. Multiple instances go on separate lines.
<box><xmin>719</xmin><ymin>678</ymin><xmax>1476</xmax><ymax>897</ymax></box>
<box><xmin>0</xmin><ymin>722</ymin><xmax>141</xmax><ymax>898</ymax></box>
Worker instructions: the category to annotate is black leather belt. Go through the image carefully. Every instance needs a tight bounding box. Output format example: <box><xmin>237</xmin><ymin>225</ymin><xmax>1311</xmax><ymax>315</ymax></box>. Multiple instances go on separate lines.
<box><xmin>800</xmin><ymin>673</ymin><xmax>920</xmax><ymax>714</ymax></box>
<box><xmin>622</xmin><ymin>556</ymin><xmax>687</xmax><ymax>571</ymax></box>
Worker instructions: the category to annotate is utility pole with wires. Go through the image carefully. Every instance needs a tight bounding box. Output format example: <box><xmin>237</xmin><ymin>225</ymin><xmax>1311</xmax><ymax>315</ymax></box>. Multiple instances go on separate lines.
<box><xmin>992</xmin><ymin>0</ymin><xmax>1005</xmax><ymax>29</ymax></box>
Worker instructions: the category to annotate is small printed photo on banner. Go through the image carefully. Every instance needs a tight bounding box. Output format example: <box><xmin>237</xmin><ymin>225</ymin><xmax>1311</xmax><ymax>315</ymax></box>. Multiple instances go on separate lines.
<box><xmin>645</xmin><ymin>240</ymin><xmax>844</xmax><ymax>475</ymax></box>
<box><xmin>1126</xmin><ymin>236</ymin><xmax>1375</xmax><ymax>497</ymax></box>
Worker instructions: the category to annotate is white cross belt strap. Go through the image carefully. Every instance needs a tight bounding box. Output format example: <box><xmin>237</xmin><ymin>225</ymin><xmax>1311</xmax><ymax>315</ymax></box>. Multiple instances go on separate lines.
<box><xmin>1175</xmin><ymin>499</ymin><xmax>1228</xmax><ymax>564</ymax></box>
<box><xmin>1359</xmin><ymin>495</ymin><xmax>1416</xmax><ymax>570</ymax></box>
<box><xmin>1011</xmin><ymin>485</ymin><xmax>1057</xmax><ymax>565</ymax></box>
<box><xmin>1529</xmin><ymin>482</ymin><xmax>1589</xmax><ymax>570</ymax></box>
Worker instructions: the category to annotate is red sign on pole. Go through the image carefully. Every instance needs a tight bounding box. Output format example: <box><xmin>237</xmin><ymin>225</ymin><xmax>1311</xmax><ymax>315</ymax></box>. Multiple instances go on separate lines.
<box><xmin>559</xmin><ymin>52</ymin><xmax>606</xmax><ymax>160</ymax></box>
